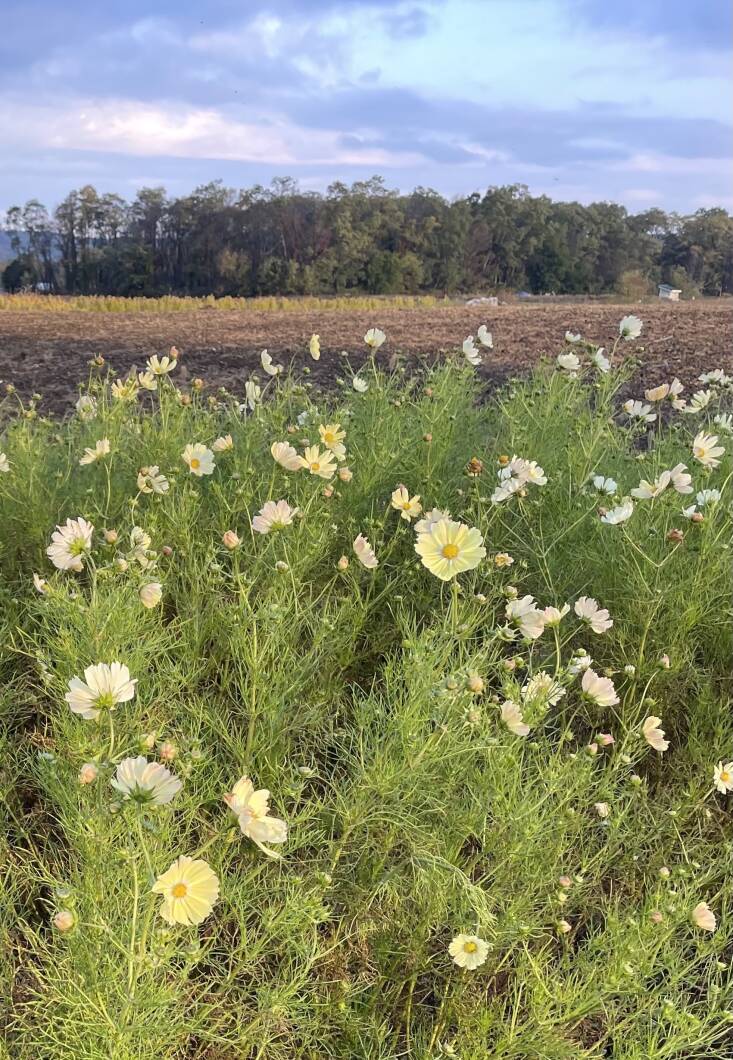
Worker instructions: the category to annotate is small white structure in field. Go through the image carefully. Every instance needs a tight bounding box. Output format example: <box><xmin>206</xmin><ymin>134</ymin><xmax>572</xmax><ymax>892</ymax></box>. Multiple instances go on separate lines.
<box><xmin>466</xmin><ymin>295</ymin><xmax>498</xmax><ymax>306</ymax></box>
<box><xmin>658</xmin><ymin>283</ymin><xmax>681</xmax><ymax>301</ymax></box>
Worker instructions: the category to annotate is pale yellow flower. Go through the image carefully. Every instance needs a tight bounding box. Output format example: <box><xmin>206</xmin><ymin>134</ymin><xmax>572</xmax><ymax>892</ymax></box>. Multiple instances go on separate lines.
<box><xmin>261</xmin><ymin>349</ymin><xmax>283</xmax><ymax>375</ymax></box>
<box><xmin>318</xmin><ymin>423</ymin><xmax>346</xmax><ymax>459</ymax></box>
<box><xmin>271</xmin><ymin>441</ymin><xmax>303</xmax><ymax>471</ymax></box>
<box><xmin>353</xmin><ymin>533</ymin><xmax>379</xmax><ymax>569</ymax></box>
<box><xmin>642</xmin><ymin>716</ymin><xmax>669</xmax><ymax>753</ymax></box>
<box><xmin>364</xmin><ymin>327</ymin><xmax>386</xmax><ymax>349</ymax></box>
<box><xmin>414</xmin><ymin>518</ymin><xmax>485</xmax><ymax>581</ymax></box>
<box><xmin>448</xmin><ymin>934</ymin><xmax>489</xmax><ymax>970</ymax></box>
<box><xmin>139</xmin><ymin>582</ymin><xmax>162</xmax><ymax>608</ymax></box>
<box><xmin>47</xmin><ymin>517</ymin><xmax>94</xmax><ymax>572</ymax></box>
<box><xmin>692</xmin><ymin>431</ymin><xmax>724</xmax><ymax>469</ymax></box>
<box><xmin>137</xmin><ymin>370</ymin><xmax>158</xmax><ymax>390</ymax></box>
<box><xmin>0</xmin><ymin>453</ymin><xmax>10</xmax><ymax>473</ymax></box>
<box><xmin>501</xmin><ymin>700</ymin><xmax>530</xmax><ymax>736</ymax></box>
<box><xmin>391</xmin><ymin>486</ymin><xmax>422</xmax><ymax>521</ymax></box>
<box><xmin>212</xmin><ymin>434</ymin><xmax>233</xmax><ymax>453</ymax></box>
<box><xmin>309</xmin><ymin>334</ymin><xmax>321</xmax><ymax>360</ymax></box>
<box><xmin>152</xmin><ymin>856</ymin><xmax>219</xmax><ymax>926</ymax></box>
<box><xmin>299</xmin><ymin>445</ymin><xmax>337</xmax><ymax>479</ymax></box>
<box><xmin>137</xmin><ymin>466</ymin><xmax>169</xmax><ymax>494</ymax></box>
<box><xmin>79</xmin><ymin>438</ymin><xmax>111</xmax><ymax>466</ymax></box>
<box><xmin>65</xmin><ymin>662</ymin><xmax>137</xmax><ymax>721</ymax></box>
<box><xmin>713</xmin><ymin>761</ymin><xmax>733</xmax><ymax>794</ymax></box>
<box><xmin>182</xmin><ymin>443</ymin><xmax>215</xmax><ymax>476</ymax></box>
<box><xmin>691</xmin><ymin>901</ymin><xmax>716</xmax><ymax>932</ymax></box>
<box><xmin>147</xmin><ymin>354</ymin><xmax>177</xmax><ymax>376</ymax></box>
<box><xmin>224</xmin><ymin>776</ymin><xmax>288</xmax><ymax>857</ymax></box>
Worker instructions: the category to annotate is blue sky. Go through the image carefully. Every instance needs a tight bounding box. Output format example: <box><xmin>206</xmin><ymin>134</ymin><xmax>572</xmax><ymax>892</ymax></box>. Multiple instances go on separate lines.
<box><xmin>1</xmin><ymin>0</ymin><xmax>731</xmax><ymax>213</ymax></box>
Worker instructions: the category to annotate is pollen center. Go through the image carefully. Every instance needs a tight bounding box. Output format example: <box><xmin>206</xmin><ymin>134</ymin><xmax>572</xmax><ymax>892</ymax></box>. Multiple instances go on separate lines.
<box><xmin>171</xmin><ymin>883</ymin><xmax>188</xmax><ymax>898</ymax></box>
<box><xmin>190</xmin><ymin>458</ymin><xmax>200</xmax><ymax>469</ymax></box>
<box><xmin>311</xmin><ymin>463</ymin><xmax>320</xmax><ymax>471</ymax></box>
<box><xmin>464</xmin><ymin>941</ymin><xmax>477</xmax><ymax>953</ymax></box>
<box><xmin>442</xmin><ymin>544</ymin><xmax>459</xmax><ymax>559</ymax></box>
<box><xmin>722</xmin><ymin>771</ymin><xmax>731</xmax><ymax>782</ymax></box>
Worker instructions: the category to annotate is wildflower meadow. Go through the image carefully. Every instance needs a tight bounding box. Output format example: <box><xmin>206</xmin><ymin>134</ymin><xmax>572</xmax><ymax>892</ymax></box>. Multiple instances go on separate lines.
<box><xmin>1</xmin><ymin>318</ymin><xmax>731</xmax><ymax>1059</ymax></box>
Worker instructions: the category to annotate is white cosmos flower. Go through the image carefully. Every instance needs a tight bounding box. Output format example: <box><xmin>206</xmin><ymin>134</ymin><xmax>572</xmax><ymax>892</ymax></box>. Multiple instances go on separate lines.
<box><xmin>691</xmin><ymin>901</ymin><xmax>717</xmax><ymax>932</ymax></box>
<box><xmin>713</xmin><ymin>761</ymin><xmax>733</xmax><ymax>794</ymax></box>
<box><xmin>619</xmin><ymin>315</ymin><xmax>643</xmax><ymax>340</ymax></box>
<box><xmin>391</xmin><ymin>486</ymin><xmax>422</xmax><ymax>521</ymax></box>
<box><xmin>505</xmin><ymin>595</ymin><xmax>546</xmax><ymax>640</ymax></box>
<box><xmin>353</xmin><ymin>533</ymin><xmax>379</xmax><ymax>569</ymax></box>
<box><xmin>252</xmin><ymin>499</ymin><xmax>298</xmax><ymax>533</ymax></box>
<box><xmin>522</xmin><ymin>670</ymin><xmax>566</xmax><ymax>705</ymax></box>
<box><xmin>462</xmin><ymin>337</ymin><xmax>481</xmax><ymax>366</ymax></box>
<box><xmin>448</xmin><ymin>934</ymin><xmax>489</xmax><ymax>969</ymax></box>
<box><xmin>33</xmin><ymin>573</ymin><xmax>48</xmax><ymax>594</ymax></box>
<box><xmin>642</xmin><ymin>716</ymin><xmax>669</xmax><ymax>753</ymax></box>
<box><xmin>601</xmin><ymin>499</ymin><xmax>634</xmax><ymax>525</ymax></box>
<box><xmin>137</xmin><ymin>370</ymin><xmax>157</xmax><ymax>390</ymax></box>
<box><xmin>542</xmin><ymin>604</ymin><xmax>570</xmax><ymax>626</ymax></box>
<box><xmin>501</xmin><ymin>700</ymin><xmax>530</xmax><ymax>736</ymax></box>
<box><xmin>713</xmin><ymin>412</ymin><xmax>733</xmax><ymax>434</ymax></box>
<box><xmin>244</xmin><ymin>380</ymin><xmax>261</xmax><ymax>410</ymax></box>
<box><xmin>699</xmin><ymin>369</ymin><xmax>731</xmax><ymax>387</ymax></box>
<box><xmin>352</xmin><ymin>376</ymin><xmax>369</xmax><ymax>393</ymax></box>
<box><xmin>592</xmin><ymin>348</ymin><xmax>610</xmax><ymax>373</ymax></box>
<box><xmin>79</xmin><ymin>438</ymin><xmax>111</xmax><ymax>466</ymax></box>
<box><xmin>111</xmin><ymin>756</ymin><xmax>182</xmax><ymax>805</ymax></box>
<box><xmin>581</xmin><ymin>668</ymin><xmax>619</xmax><ymax>707</ymax></box>
<box><xmin>47</xmin><ymin>517</ymin><xmax>94</xmax><ymax>572</ymax></box>
<box><xmin>681</xmin><ymin>505</ymin><xmax>698</xmax><ymax>519</ymax></box>
<box><xmin>574</xmin><ymin>596</ymin><xmax>613</xmax><ymax>633</ymax></box>
<box><xmin>364</xmin><ymin>327</ymin><xmax>386</xmax><ymax>349</ymax></box>
<box><xmin>146</xmin><ymin>354</ymin><xmax>176</xmax><ymax>376</ymax></box>
<box><xmin>669</xmin><ymin>463</ymin><xmax>693</xmax><ymax>494</ymax></box>
<box><xmin>212</xmin><ymin>434</ymin><xmax>234</xmax><ymax>453</ymax></box>
<box><xmin>65</xmin><ymin>662</ymin><xmax>137</xmax><ymax>721</ymax></box>
<box><xmin>568</xmin><ymin>652</ymin><xmax>592</xmax><ymax>675</ymax></box>
<box><xmin>414</xmin><ymin>508</ymin><xmax>450</xmax><ymax>534</ymax></box>
<box><xmin>477</xmin><ymin>324</ymin><xmax>493</xmax><ymax>348</ymax></box>
<box><xmin>557</xmin><ymin>352</ymin><xmax>580</xmax><ymax>374</ymax></box>
<box><xmin>182</xmin><ymin>443</ymin><xmax>215</xmax><ymax>476</ymax></box>
<box><xmin>645</xmin><ymin>384</ymin><xmax>670</xmax><ymax>402</ymax></box>
<box><xmin>592</xmin><ymin>475</ymin><xmax>618</xmax><ymax>494</ymax></box>
<box><xmin>271</xmin><ymin>441</ymin><xmax>303</xmax><ymax>471</ymax></box>
<box><xmin>681</xmin><ymin>389</ymin><xmax>712</xmax><ymax>414</ymax></box>
<box><xmin>139</xmin><ymin>582</ymin><xmax>162</xmax><ymax>608</ymax></box>
<box><xmin>696</xmin><ymin>488</ymin><xmax>721</xmax><ymax>506</ymax></box>
<box><xmin>623</xmin><ymin>400</ymin><xmax>656</xmax><ymax>423</ymax></box>
<box><xmin>692</xmin><ymin>431</ymin><xmax>724</xmax><ymax>469</ymax></box>
<box><xmin>261</xmin><ymin>349</ymin><xmax>283</xmax><ymax>375</ymax></box>
<box><xmin>309</xmin><ymin>333</ymin><xmax>321</xmax><ymax>360</ymax></box>
<box><xmin>75</xmin><ymin>395</ymin><xmax>98</xmax><ymax>420</ymax></box>
<box><xmin>631</xmin><ymin>470</ymin><xmax>671</xmax><ymax>500</ymax></box>
<box><xmin>669</xmin><ymin>377</ymin><xmax>684</xmax><ymax>397</ymax></box>
<box><xmin>224</xmin><ymin>775</ymin><xmax>288</xmax><ymax>856</ymax></box>
<box><xmin>0</xmin><ymin>453</ymin><xmax>10</xmax><ymax>473</ymax></box>
<box><xmin>565</xmin><ymin>331</ymin><xmax>582</xmax><ymax>344</ymax></box>
<box><xmin>137</xmin><ymin>466</ymin><xmax>169</xmax><ymax>494</ymax></box>
<box><xmin>129</xmin><ymin>526</ymin><xmax>154</xmax><ymax>568</ymax></box>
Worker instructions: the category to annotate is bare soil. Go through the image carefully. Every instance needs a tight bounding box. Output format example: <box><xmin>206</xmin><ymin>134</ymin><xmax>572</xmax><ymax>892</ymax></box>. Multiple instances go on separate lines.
<box><xmin>0</xmin><ymin>301</ymin><xmax>730</xmax><ymax>414</ymax></box>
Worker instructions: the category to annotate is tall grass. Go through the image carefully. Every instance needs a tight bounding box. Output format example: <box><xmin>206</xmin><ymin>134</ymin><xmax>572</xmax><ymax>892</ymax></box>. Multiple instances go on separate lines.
<box><xmin>0</xmin><ymin>336</ymin><xmax>731</xmax><ymax>1059</ymax></box>
<box><xmin>0</xmin><ymin>293</ymin><xmax>440</xmax><ymax>314</ymax></box>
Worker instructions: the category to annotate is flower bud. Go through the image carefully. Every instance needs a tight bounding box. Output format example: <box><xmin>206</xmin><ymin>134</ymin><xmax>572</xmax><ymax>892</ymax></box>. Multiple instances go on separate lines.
<box><xmin>222</xmin><ymin>530</ymin><xmax>240</xmax><ymax>550</ymax></box>
<box><xmin>159</xmin><ymin>741</ymin><xmax>177</xmax><ymax>762</ymax></box>
<box><xmin>78</xmin><ymin>762</ymin><xmax>98</xmax><ymax>785</ymax></box>
<box><xmin>139</xmin><ymin>582</ymin><xmax>162</xmax><ymax>608</ymax></box>
<box><xmin>338</xmin><ymin>466</ymin><xmax>353</xmax><ymax>483</ymax></box>
<box><xmin>53</xmin><ymin>910</ymin><xmax>75</xmax><ymax>933</ymax></box>
<box><xmin>666</xmin><ymin>528</ymin><xmax>684</xmax><ymax>543</ymax></box>
<box><xmin>466</xmin><ymin>674</ymin><xmax>484</xmax><ymax>694</ymax></box>
<box><xmin>337</xmin><ymin>555</ymin><xmax>349</xmax><ymax>571</ymax></box>
<box><xmin>104</xmin><ymin>529</ymin><xmax>118</xmax><ymax>544</ymax></box>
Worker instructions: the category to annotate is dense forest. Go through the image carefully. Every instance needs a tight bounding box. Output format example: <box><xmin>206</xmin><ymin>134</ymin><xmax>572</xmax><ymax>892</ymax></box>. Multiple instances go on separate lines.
<box><xmin>3</xmin><ymin>177</ymin><xmax>733</xmax><ymax>298</ymax></box>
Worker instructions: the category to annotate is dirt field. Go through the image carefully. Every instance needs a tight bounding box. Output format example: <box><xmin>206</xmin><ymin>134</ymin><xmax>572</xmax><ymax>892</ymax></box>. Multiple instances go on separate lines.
<box><xmin>0</xmin><ymin>301</ymin><xmax>730</xmax><ymax>413</ymax></box>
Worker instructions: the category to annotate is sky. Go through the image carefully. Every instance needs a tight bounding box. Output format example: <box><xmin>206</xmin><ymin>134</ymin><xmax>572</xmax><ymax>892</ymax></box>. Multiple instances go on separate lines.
<box><xmin>1</xmin><ymin>0</ymin><xmax>731</xmax><ymax>214</ymax></box>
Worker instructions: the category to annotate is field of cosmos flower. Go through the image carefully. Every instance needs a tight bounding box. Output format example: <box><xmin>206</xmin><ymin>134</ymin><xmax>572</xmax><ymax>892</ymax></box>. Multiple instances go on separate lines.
<box><xmin>1</xmin><ymin>317</ymin><xmax>731</xmax><ymax>1059</ymax></box>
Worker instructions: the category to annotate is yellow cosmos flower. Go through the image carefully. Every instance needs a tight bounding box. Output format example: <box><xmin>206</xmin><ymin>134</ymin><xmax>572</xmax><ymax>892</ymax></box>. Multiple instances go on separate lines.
<box><xmin>299</xmin><ymin>445</ymin><xmax>337</xmax><ymax>479</ymax></box>
<box><xmin>152</xmin><ymin>856</ymin><xmax>219</xmax><ymax>926</ymax></box>
<box><xmin>391</xmin><ymin>486</ymin><xmax>422</xmax><ymax>521</ymax></box>
<box><xmin>414</xmin><ymin>518</ymin><xmax>485</xmax><ymax>581</ymax></box>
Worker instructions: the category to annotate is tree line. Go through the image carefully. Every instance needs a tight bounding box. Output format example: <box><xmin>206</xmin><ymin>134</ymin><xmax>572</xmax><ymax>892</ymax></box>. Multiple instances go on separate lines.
<box><xmin>3</xmin><ymin>177</ymin><xmax>732</xmax><ymax>298</ymax></box>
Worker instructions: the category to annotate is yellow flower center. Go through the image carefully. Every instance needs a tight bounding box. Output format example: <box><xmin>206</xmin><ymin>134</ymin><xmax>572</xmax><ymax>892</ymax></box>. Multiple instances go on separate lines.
<box><xmin>323</xmin><ymin>432</ymin><xmax>335</xmax><ymax>444</ymax></box>
<box><xmin>402</xmin><ymin>502</ymin><xmax>412</xmax><ymax>510</ymax></box>
<box><xmin>463</xmin><ymin>941</ymin><xmax>478</xmax><ymax>953</ymax></box>
<box><xmin>442</xmin><ymin>544</ymin><xmax>459</xmax><ymax>559</ymax></box>
<box><xmin>311</xmin><ymin>462</ymin><xmax>320</xmax><ymax>472</ymax></box>
<box><xmin>171</xmin><ymin>883</ymin><xmax>188</xmax><ymax>898</ymax></box>
<box><xmin>721</xmin><ymin>771</ymin><xmax>730</xmax><ymax>782</ymax></box>
<box><xmin>190</xmin><ymin>458</ymin><xmax>200</xmax><ymax>469</ymax></box>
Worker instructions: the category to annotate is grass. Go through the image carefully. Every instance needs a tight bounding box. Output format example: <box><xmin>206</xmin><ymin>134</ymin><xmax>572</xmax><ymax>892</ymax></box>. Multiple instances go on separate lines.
<box><xmin>0</xmin><ymin>293</ymin><xmax>440</xmax><ymax>314</ymax></box>
<box><xmin>0</xmin><ymin>332</ymin><xmax>731</xmax><ymax>1059</ymax></box>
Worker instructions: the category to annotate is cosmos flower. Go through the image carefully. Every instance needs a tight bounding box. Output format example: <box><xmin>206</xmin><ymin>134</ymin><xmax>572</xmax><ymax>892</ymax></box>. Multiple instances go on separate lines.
<box><xmin>592</xmin><ymin>475</ymin><xmax>618</xmax><ymax>495</ymax></box>
<box><xmin>252</xmin><ymin>500</ymin><xmax>298</xmax><ymax>533</ymax></box>
<box><xmin>669</xmin><ymin>464</ymin><xmax>693</xmax><ymax>494</ymax></box>
<box><xmin>522</xmin><ymin>671</ymin><xmax>566</xmax><ymax>706</ymax></box>
<box><xmin>47</xmin><ymin>517</ymin><xmax>94</xmax><ymax>572</ymax></box>
<box><xmin>75</xmin><ymin>395</ymin><xmax>98</xmax><ymax>420</ymax></box>
<box><xmin>244</xmin><ymin>381</ymin><xmax>261</xmax><ymax>410</ymax></box>
<box><xmin>642</xmin><ymin>716</ymin><xmax>669</xmax><ymax>753</ymax></box>
<box><xmin>0</xmin><ymin>453</ymin><xmax>9</xmax><ymax>473</ymax></box>
<box><xmin>631</xmin><ymin>471</ymin><xmax>671</xmax><ymax>500</ymax></box>
<box><xmin>699</xmin><ymin>369</ymin><xmax>731</xmax><ymax>387</ymax></box>
<box><xmin>319</xmin><ymin>423</ymin><xmax>347</xmax><ymax>459</ymax></box>
<box><xmin>415</xmin><ymin>508</ymin><xmax>450</xmax><ymax>534</ymax></box>
<box><xmin>574</xmin><ymin>597</ymin><xmax>613</xmax><ymax>634</ymax></box>
<box><xmin>462</xmin><ymin>337</ymin><xmax>481</xmax><ymax>366</ymax></box>
<box><xmin>352</xmin><ymin>376</ymin><xmax>369</xmax><ymax>393</ymax></box>
<box><xmin>645</xmin><ymin>384</ymin><xmax>670</xmax><ymax>402</ymax></box>
<box><xmin>500</xmin><ymin>700</ymin><xmax>530</xmax><ymax>736</ymax></box>
<box><xmin>692</xmin><ymin>431</ymin><xmax>724</xmax><ymax>469</ymax></box>
<box><xmin>212</xmin><ymin>434</ymin><xmax>234</xmax><ymax>453</ymax></box>
<box><xmin>691</xmin><ymin>901</ymin><xmax>716</xmax><ymax>932</ymax></box>
<box><xmin>681</xmin><ymin>390</ymin><xmax>713</xmax><ymax>414</ymax></box>
<box><xmin>309</xmin><ymin>334</ymin><xmax>321</xmax><ymax>360</ymax></box>
<box><xmin>601</xmin><ymin>500</ymin><xmax>634</xmax><ymax>525</ymax></box>
<box><xmin>391</xmin><ymin>486</ymin><xmax>422</xmax><ymax>521</ymax></box>
<box><xmin>353</xmin><ymin>534</ymin><xmax>378</xmax><ymax>569</ymax></box>
<box><xmin>261</xmin><ymin>349</ymin><xmax>283</xmax><ymax>375</ymax></box>
<box><xmin>364</xmin><ymin>327</ymin><xmax>386</xmax><ymax>349</ymax></box>
<box><xmin>623</xmin><ymin>400</ymin><xmax>656</xmax><ymax>424</ymax></box>
<box><xmin>224</xmin><ymin>775</ymin><xmax>288</xmax><ymax>856</ymax></box>
<box><xmin>581</xmin><ymin>669</ymin><xmax>619</xmax><ymax>707</ymax></box>
<box><xmin>415</xmin><ymin>518</ymin><xmax>485</xmax><ymax>581</ymax></box>
<box><xmin>505</xmin><ymin>595</ymin><xmax>545</xmax><ymax>640</ymax></box>
<box><xmin>137</xmin><ymin>370</ymin><xmax>157</xmax><ymax>390</ymax></box>
<box><xmin>146</xmin><ymin>354</ymin><xmax>177</xmax><ymax>376</ymax></box>
<box><xmin>713</xmin><ymin>761</ymin><xmax>733</xmax><ymax>794</ymax></box>
<box><xmin>139</xmin><ymin>582</ymin><xmax>162</xmax><ymax>608</ymax></box>
<box><xmin>696</xmin><ymin>488</ymin><xmax>721</xmax><ymax>506</ymax></box>
<box><xmin>477</xmin><ymin>324</ymin><xmax>493</xmax><ymax>348</ymax></box>
<box><xmin>137</xmin><ymin>466</ymin><xmax>169</xmax><ymax>494</ymax></box>
<box><xmin>79</xmin><ymin>438</ymin><xmax>111</xmax><ymax>466</ymax></box>
<box><xmin>65</xmin><ymin>662</ymin><xmax>137</xmax><ymax>721</ymax></box>
<box><xmin>299</xmin><ymin>445</ymin><xmax>337</xmax><ymax>479</ymax></box>
<box><xmin>557</xmin><ymin>352</ymin><xmax>580</xmax><ymax>374</ymax></box>
<box><xmin>448</xmin><ymin>934</ymin><xmax>489</xmax><ymax>970</ymax></box>
<box><xmin>565</xmin><ymin>331</ymin><xmax>582</xmax><ymax>343</ymax></box>
<box><xmin>271</xmin><ymin>441</ymin><xmax>303</xmax><ymax>471</ymax></box>
<box><xmin>712</xmin><ymin>412</ymin><xmax>732</xmax><ymax>434</ymax></box>
<box><xmin>592</xmin><ymin>348</ymin><xmax>610</xmax><ymax>373</ymax></box>
<box><xmin>111</xmin><ymin>756</ymin><xmax>182</xmax><ymax>805</ymax></box>
<box><xmin>152</xmin><ymin>856</ymin><xmax>219</xmax><ymax>926</ymax></box>
<box><xmin>542</xmin><ymin>604</ymin><xmax>570</xmax><ymax>627</ymax></box>
<box><xmin>182</xmin><ymin>443</ymin><xmax>215</xmax><ymax>477</ymax></box>
<box><xmin>619</xmin><ymin>315</ymin><xmax>643</xmax><ymax>340</ymax></box>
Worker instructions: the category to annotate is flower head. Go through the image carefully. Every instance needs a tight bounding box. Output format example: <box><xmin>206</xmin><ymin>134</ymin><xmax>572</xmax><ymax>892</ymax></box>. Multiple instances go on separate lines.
<box><xmin>271</xmin><ymin>441</ymin><xmax>303</xmax><ymax>471</ymax></box>
<box><xmin>212</xmin><ymin>434</ymin><xmax>233</xmax><ymax>453</ymax></box>
<box><xmin>448</xmin><ymin>934</ymin><xmax>489</xmax><ymax>970</ymax></box>
<box><xmin>47</xmin><ymin>517</ymin><xmax>94</xmax><ymax>572</ymax></box>
<box><xmin>137</xmin><ymin>466</ymin><xmax>169</xmax><ymax>494</ymax></box>
<box><xmin>261</xmin><ymin>349</ymin><xmax>283</xmax><ymax>376</ymax></box>
<box><xmin>252</xmin><ymin>499</ymin><xmax>298</xmax><ymax>534</ymax></box>
<box><xmin>147</xmin><ymin>354</ymin><xmax>177</xmax><ymax>376</ymax></box>
<box><xmin>111</xmin><ymin>756</ymin><xmax>182</xmax><ymax>805</ymax></box>
<box><xmin>619</xmin><ymin>315</ymin><xmax>643</xmax><ymax>340</ymax></box>
<box><xmin>299</xmin><ymin>445</ymin><xmax>337</xmax><ymax>479</ymax></box>
<box><xmin>353</xmin><ymin>533</ymin><xmax>378</xmax><ymax>569</ymax></box>
<box><xmin>691</xmin><ymin>901</ymin><xmax>716</xmax><ymax>932</ymax></box>
<box><xmin>139</xmin><ymin>582</ymin><xmax>162</xmax><ymax>608</ymax></box>
<box><xmin>352</xmin><ymin>376</ymin><xmax>369</xmax><ymax>393</ymax></box>
<box><xmin>692</xmin><ymin>431</ymin><xmax>724</xmax><ymax>469</ymax></box>
<box><xmin>182</xmin><ymin>443</ymin><xmax>215</xmax><ymax>477</ymax></box>
<box><xmin>76</xmin><ymin>395</ymin><xmax>98</xmax><ymax>420</ymax></box>
<box><xmin>592</xmin><ymin>475</ymin><xmax>618</xmax><ymax>495</ymax></box>
<box><xmin>557</xmin><ymin>352</ymin><xmax>580</xmax><ymax>374</ymax></box>
<box><xmin>309</xmin><ymin>334</ymin><xmax>321</xmax><ymax>360</ymax></box>
<box><xmin>581</xmin><ymin>668</ymin><xmax>619</xmax><ymax>707</ymax></box>
<box><xmin>391</xmin><ymin>486</ymin><xmax>422</xmax><ymax>521</ymax></box>
<box><xmin>601</xmin><ymin>499</ymin><xmax>634</xmax><ymax>525</ymax></box>
<box><xmin>713</xmin><ymin>761</ymin><xmax>733</xmax><ymax>794</ymax></box>
<box><xmin>65</xmin><ymin>662</ymin><xmax>137</xmax><ymax>721</ymax></box>
<box><xmin>477</xmin><ymin>324</ymin><xmax>493</xmax><ymax>348</ymax></box>
<box><xmin>318</xmin><ymin>423</ymin><xmax>346</xmax><ymax>459</ymax></box>
<box><xmin>364</xmin><ymin>327</ymin><xmax>386</xmax><ymax>349</ymax></box>
<box><xmin>224</xmin><ymin>776</ymin><xmax>288</xmax><ymax>856</ymax></box>
<box><xmin>462</xmin><ymin>337</ymin><xmax>481</xmax><ymax>366</ymax></box>
<box><xmin>501</xmin><ymin>700</ymin><xmax>530</xmax><ymax>736</ymax></box>
<box><xmin>79</xmin><ymin>438</ymin><xmax>110</xmax><ymax>466</ymax></box>
<box><xmin>574</xmin><ymin>596</ymin><xmax>613</xmax><ymax>634</ymax></box>
<box><xmin>642</xmin><ymin>716</ymin><xmax>669</xmax><ymax>753</ymax></box>
<box><xmin>505</xmin><ymin>595</ymin><xmax>545</xmax><ymax>640</ymax></box>
<box><xmin>623</xmin><ymin>400</ymin><xmax>656</xmax><ymax>424</ymax></box>
<box><xmin>415</xmin><ymin>518</ymin><xmax>485</xmax><ymax>581</ymax></box>
<box><xmin>152</xmin><ymin>856</ymin><xmax>219</xmax><ymax>925</ymax></box>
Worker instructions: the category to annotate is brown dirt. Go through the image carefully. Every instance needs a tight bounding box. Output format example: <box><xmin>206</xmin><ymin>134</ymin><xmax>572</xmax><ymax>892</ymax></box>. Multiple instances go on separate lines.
<box><xmin>0</xmin><ymin>301</ymin><xmax>730</xmax><ymax>414</ymax></box>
